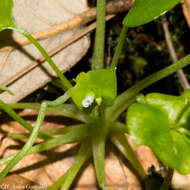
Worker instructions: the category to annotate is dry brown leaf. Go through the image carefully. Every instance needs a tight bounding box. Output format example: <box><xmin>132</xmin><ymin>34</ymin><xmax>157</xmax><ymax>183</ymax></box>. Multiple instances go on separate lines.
<box><xmin>182</xmin><ymin>0</ymin><xmax>190</xmax><ymax>28</ymax></box>
<box><xmin>0</xmin><ymin>110</ymin><xmax>65</xmax><ymax>186</ymax></box>
<box><xmin>44</xmin><ymin>144</ymin><xmax>142</xmax><ymax>190</ymax></box>
<box><xmin>1</xmin><ymin>110</ymin><xmax>190</xmax><ymax>189</ymax></box>
<box><xmin>0</xmin><ymin>0</ymin><xmax>90</xmax><ymax>103</ymax></box>
<box><xmin>0</xmin><ymin>174</ymin><xmax>41</xmax><ymax>190</ymax></box>
<box><xmin>0</xmin><ymin>110</ymin><xmax>142</xmax><ymax>189</ymax></box>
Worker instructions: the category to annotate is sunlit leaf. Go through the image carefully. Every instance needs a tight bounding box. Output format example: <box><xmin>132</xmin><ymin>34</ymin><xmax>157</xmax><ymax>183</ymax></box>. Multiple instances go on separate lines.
<box><xmin>144</xmin><ymin>91</ymin><xmax>190</xmax><ymax>124</ymax></box>
<box><xmin>127</xmin><ymin>91</ymin><xmax>190</xmax><ymax>174</ymax></box>
<box><xmin>0</xmin><ymin>0</ymin><xmax>15</xmax><ymax>31</ymax></box>
<box><xmin>70</xmin><ymin>68</ymin><xmax>117</xmax><ymax>110</ymax></box>
<box><xmin>127</xmin><ymin>103</ymin><xmax>173</xmax><ymax>154</ymax></box>
<box><xmin>123</xmin><ymin>0</ymin><xmax>181</xmax><ymax>27</ymax></box>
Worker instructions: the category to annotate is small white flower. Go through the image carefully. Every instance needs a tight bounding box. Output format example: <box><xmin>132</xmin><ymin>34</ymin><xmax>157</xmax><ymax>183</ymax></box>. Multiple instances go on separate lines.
<box><xmin>82</xmin><ymin>95</ymin><xmax>94</xmax><ymax>108</ymax></box>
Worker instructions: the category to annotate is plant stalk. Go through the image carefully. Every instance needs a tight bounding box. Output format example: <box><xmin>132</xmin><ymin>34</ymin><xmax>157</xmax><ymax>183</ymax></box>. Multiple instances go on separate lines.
<box><xmin>8</xmin><ymin>103</ymin><xmax>90</xmax><ymax>123</ymax></box>
<box><xmin>12</xmin><ymin>25</ymin><xmax>72</xmax><ymax>90</ymax></box>
<box><xmin>0</xmin><ymin>100</ymin><xmax>51</xmax><ymax>140</ymax></box>
<box><xmin>0</xmin><ymin>124</ymin><xmax>95</xmax><ymax>166</ymax></box>
<box><xmin>107</xmin><ymin>54</ymin><xmax>190</xmax><ymax>121</ymax></box>
<box><xmin>92</xmin><ymin>0</ymin><xmax>106</xmax><ymax>69</ymax></box>
<box><xmin>0</xmin><ymin>102</ymin><xmax>47</xmax><ymax>182</ymax></box>
<box><xmin>92</xmin><ymin>105</ymin><xmax>108</xmax><ymax>189</ymax></box>
<box><xmin>111</xmin><ymin>26</ymin><xmax>128</xmax><ymax>68</ymax></box>
<box><xmin>160</xmin><ymin>168</ymin><xmax>174</xmax><ymax>190</ymax></box>
<box><xmin>47</xmin><ymin>141</ymin><xmax>91</xmax><ymax>190</ymax></box>
<box><xmin>110</xmin><ymin>132</ymin><xmax>147</xmax><ymax>181</ymax></box>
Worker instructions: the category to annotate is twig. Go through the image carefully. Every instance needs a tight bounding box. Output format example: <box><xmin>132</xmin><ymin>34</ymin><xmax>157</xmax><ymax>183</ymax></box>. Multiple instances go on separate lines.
<box><xmin>0</xmin><ymin>0</ymin><xmax>133</xmax><ymax>52</ymax></box>
<box><xmin>1</xmin><ymin>15</ymin><xmax>115</xmax><ymax>87</ymax></box>
<box><xmin>0</xmin><ymin>48</ymin><xmax>13</xmax><ymax>73</ymax></box>
<box><xmin>162</xmin><ymin>16</ymin><xmax>190</xmax><ymax>90</ymax></box>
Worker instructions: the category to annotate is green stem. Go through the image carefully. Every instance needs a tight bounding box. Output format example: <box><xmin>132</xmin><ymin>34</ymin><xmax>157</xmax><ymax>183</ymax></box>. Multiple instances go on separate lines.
<box><xmin>0</xmin><ymin>100</ymin><xmax>51</xmax><ymax>140</ymax></box>
<box><xmin>178</xmin><ymin>127</ymin><xmax>190</xmax><ymax>137</ymax></box>
<box><xmin>8</xmin><ymin>103</ymin><xmax>90</xmax><ymax>123</ymax></box>
<box><xmin>108</xmin><ymin>54</ymin><xmax>190</xmax><ymax>120</ymax></box>
<box><xmin>100</xmin><ymin>105</ymin><xmax>106</xmax><ymax>135</ymax></box>
<box><xmin>160</xmin><ymin>168</ymin><xmax>174</xmax><ymax>190</ymax></box>
<box><xmin>51</xmin><ymin>78</ymin><xmax>66</xmax><ymax>92</ymax></box>
<box><xmin>92</xmin><ymin>106</ymin><xmax>110</xmax><ymax>189</ymax></box>
<box><xmin>0</xmin><ymin>102</ymin><xmax>47</xmax><ymax>182</ymax></box>
<box><xmin>92</xmin><ymin>0</ymin><xmax>106</xmax><ymax>69</ymax></box>
<box><xmin>9</xmin><ymin>124</ymin><xmax>84</xmax><ymax>140</ymax></box>
<box><xmin>110</xmin><ymin>121</ymin><xmax>128</xmax><ymax>133</ymax></box>
<box><xmin>0</xmin><ymin>124</ymin><xmax>95</xmax><ymax>166</ymax></box>
<box><xmin>110</xmin><ymin>132</ymin><xmax>147</xmax><ymax>181</ymax></box>
<box><xmin>107</xmin><ymin>96</ymin><xmax>136</xmax><ymax>122</ymax></box>
<box><xmin>46</xmin><ymin>90</ymin><xmax>71</xmax><ymax>106</ymax></box>
<box><xmin>0</xmin><ymin>91</ymin><xmax>70</xmax><ymax>141</ymax></box>
<box><xmin>111</xmin><ymin>26</ymin><xmax>128</xmax><ymax>68</ymax></box>
<box><xmin>48</xmin><ymin>141</ymin><xmax>91</xmax><ymax>190</ymax></box>
<box><xmin>8</xmin><ymin>133</ymin><xmax>29</xmax><ymax>140</ymax></box>
<box><xmin>92</xmin><ymin>132</ymin><xmax>106</xmax><ymax>189</ymax></box>
<box><xmin>12</xmin><ymin>24</ymin><xmax>72</xmax><ymax>90</ymax></box>
<box><xmin>0</xmin><ymin>85</ymin><xmax>14</xmax><ymax>95</ymax></box>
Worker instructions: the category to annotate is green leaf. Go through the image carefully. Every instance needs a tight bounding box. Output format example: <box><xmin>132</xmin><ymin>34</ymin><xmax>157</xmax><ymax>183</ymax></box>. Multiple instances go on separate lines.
<box><xmin>123</xmin><ymin>0</ymin><xmax>181</xmax><ymax>27</ymax></box>
<box><xmin>48</xmin><ymin>141</ymin><xmax>91</xmax><ymax>190</ymax></box>
<box><xmin>92</xmin><ymin>133</ymin><xmax>106</xmax><ymax>189</ymax></box>
<box><xmin>170</xmin><ymin>131</ymin><xmax>190</xmax><ymax>174</ymax></box>
<box><xmin>0</xmin><ymin>124</ymin><xmax>96</xmax><ymax>167</ymax></box>
<box><xmin>127</xmin><ymin>103</ymin><xmax>174</xmax><ymax>156</ymax></box>
<box><xmin>110</xmin><ymin>132</ymin><xmax>147</xmax><ymax>180</ymax></box>
<box><xmin>144</xmin><ymin>91</ymin><xmax>190</xmax><ymax>124</ymax></box>
<box><xmin>0</xmin><ymin>0</ymin><xmax>15</xmax><ymax>31</ymax></box>
<box><xmin>0</xmin><ymin>101</ymin><xmax>47</xmax><ymax>182</ymax></box>
<box><xmin>127</xmin><ymin>98</ymin><xmax>190</xmax><ymax>174</ymax></box>
<box><xmin>70</xmin><ymin>68</ymin><xmax>117</xmax><ymax>110</ymax></box>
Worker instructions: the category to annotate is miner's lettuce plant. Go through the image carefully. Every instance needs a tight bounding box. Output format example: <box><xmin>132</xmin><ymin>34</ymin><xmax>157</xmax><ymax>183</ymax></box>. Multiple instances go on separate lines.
<box><xmin>0</xmin><ymin>0</ymin><xmax>189</xmax><ymax>189</ymax></box>
<box><xmin>127</xmin><ymin>91</ymin><xmax>190</xmax><ymax>174</ymax></box>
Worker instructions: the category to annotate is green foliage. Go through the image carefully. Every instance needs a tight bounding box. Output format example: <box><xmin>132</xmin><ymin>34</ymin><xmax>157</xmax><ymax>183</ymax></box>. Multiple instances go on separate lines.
<box><xmin>123</xmin><ymin>0</ymin><xmax>181</xmax><ymax>27</ymax></box>
<box><xmin>0</xmin><ymin>0</ymin><xmax>15</xmax><ymax>31</ymax></box>
<box><xmin>0</xmin><ymin>85</ymin><xmax>14</xmax><ymax>95</ymax></box>
<box><xmin>1</xmin><ymin>0</ymin><xmax>190</xmax><ymax>188</ymax></box>
<box><xmin>127</xmin><ymin>90</ymin><xmax>190</xmax><ymax>174</ymax></box>
<box><xmin>70</xmin><ymin>68</ymin><xmax>117</xmax><ymax>110</ymax></box>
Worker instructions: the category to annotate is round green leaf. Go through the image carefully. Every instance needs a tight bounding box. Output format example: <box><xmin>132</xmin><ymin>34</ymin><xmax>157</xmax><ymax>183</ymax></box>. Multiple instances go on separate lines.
<box><xmin>123</xmin><ymin>0</ymin><xmax>181</xmax><ymax>27</ymax></box>
<box><xmin>70</xmin><ymin>68</ymin><xmax>117</xmax><ymax>110</ymax></box>
<box><xmin>144</xmin><ymin>92</ymin><xmax>190</xmax><ymax>124</ymax></box>
<box><xmin>171</xmin><ymin>131</ymin><xmax>190</xmax><ymax>174</ymax></box>
<box><xmin>127</xmin><ymin>103</ymin><xmax>174</xmax><ymax>161</ymax></box>
<box><xmin>127</xmin><ymin>102</ymin><xmax>190</xmax><ymax>174</ymax></box>
<box><xmin>0</xmin><ymin>0</ymin><xmax>15</xmax><ymax>31</ymax></box>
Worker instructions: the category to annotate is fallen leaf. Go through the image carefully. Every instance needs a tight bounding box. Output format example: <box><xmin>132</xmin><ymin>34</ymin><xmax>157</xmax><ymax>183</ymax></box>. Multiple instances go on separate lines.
<box><xmin>0</xmin><ymin>0</ymin><xmax>90</xmax><ymax>103</ymax></box>
<box><xmin>0</xmin><ymin>109</ymin><xmax>65</xmax><ymax>186</ymax></box>
<box><xmin>1</xmin><ymin>109</ymin><xmax>189</xmax><ymax>189</ymax></box>
<box><xmin>0</xmin><ymin>110</ymin><xmax>142</xmax><ymax>189</ymax></box>
<box><xmin>182</xmin><ymin>0</ymin><xmax>190</xmax><ymax>28</ymax></box>
<box><xmin>0</xmin><ymin>174</ymin><xmax>41</xmax><ymax>190</ymax></box>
